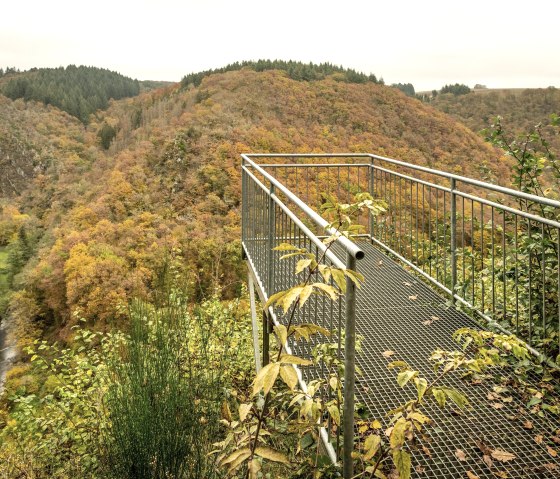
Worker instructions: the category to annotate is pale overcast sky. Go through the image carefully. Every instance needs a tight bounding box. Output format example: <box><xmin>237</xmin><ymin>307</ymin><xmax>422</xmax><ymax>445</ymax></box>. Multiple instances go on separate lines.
<box><xmin>1</xmin><ymin>0</ymin><xmax>558</xmax><ymax>91</ymax></box>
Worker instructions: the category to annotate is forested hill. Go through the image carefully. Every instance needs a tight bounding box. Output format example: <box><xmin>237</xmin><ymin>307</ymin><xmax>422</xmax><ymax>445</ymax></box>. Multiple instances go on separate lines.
<box><xmin>429</xmin><ymin>87</ymin><xmax>560</xmax><ymax>152</ymax></box>
<box><xmin>0</xmin><ymin>67</ymin><xmax>506</xmax><ymax>340</ymax></box>
<box><xmin>0</xmin><ymin>65</ymin><xmax>141</xmax><ymax>123</ymax></box>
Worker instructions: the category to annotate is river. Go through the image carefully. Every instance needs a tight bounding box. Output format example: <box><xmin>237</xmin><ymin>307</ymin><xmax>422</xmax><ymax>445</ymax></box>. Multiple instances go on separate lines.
<box><xmin>0</xmin><ymin>317</ymin><xmax>16</xmax><ymax>392</ymax></box>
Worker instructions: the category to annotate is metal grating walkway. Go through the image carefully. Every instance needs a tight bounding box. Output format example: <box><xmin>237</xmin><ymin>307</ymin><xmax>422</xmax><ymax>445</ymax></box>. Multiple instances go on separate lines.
<box><xmin>339</xmin><ymin>241</ymin><xmax>558</xmax><ymax>479</ymax></box>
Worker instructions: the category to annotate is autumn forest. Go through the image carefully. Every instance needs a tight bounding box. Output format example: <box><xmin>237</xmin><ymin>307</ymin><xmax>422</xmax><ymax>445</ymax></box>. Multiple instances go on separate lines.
<box><xmin>0</xmin><ymin>62</ymin><xmax>559</xmax><ymax>478</ymax></box>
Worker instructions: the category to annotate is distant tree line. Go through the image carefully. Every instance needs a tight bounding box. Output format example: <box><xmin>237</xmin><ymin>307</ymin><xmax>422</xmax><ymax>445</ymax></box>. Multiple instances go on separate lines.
<box><xmin>181</xmin><ymin>60</ymin><xmax>383</xmax><ymax>88</ymax></box>
<box><xmin>392</xmin><ymin>82</ymin><xmax>415</xmax><ymax>97</ymax></box>
<box><xmin>0</xmin><ymin>67</ymin><xmax>22</xmax><ymax>77</ymax></box>
<box><xmin>1</xmin><ymin>65</ymin><xmax>140</xmax><ymax>123</ymax></box>
<box><xmin>440</xmin><ymin>83</ymin><xmax>471</xmax><ymax>95</ymax></box>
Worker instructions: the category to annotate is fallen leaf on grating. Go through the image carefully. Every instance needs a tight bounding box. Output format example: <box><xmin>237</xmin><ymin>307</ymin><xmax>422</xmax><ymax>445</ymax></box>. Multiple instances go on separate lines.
<box><xmin>534</xmin><ymin>434</ymin><xmax>544</xmax><ymax>445</ymax></box>
<box><xmin>523</xmin><ymin>421</ymin><xmax>533</xmax><ymax>430</ymax></box>
<box><xmin>403</xmin><ymin>281</ymin><xmax>412</xmax><ymax>286</ymax></box>
<box><xmin>466</xmin><ymin>472</ymin><xmax>479</xmax><ymax>479</ymax></box>
<box><xmin>547</xmin><ymin>446</ymin><xmax>558</xmax><ymax>457</ymax></box>
<box><xmin>409</xmin><ymin>294</ymin><xmax>418</xmax><ymax>300</ymax></box>
<box><xmin>491</xmin><ymin>449</ymin><xmax>516</xmax><ymax>462</ymax></box>
<box><xmin>382</xmin><ymin>350</ymin><xmax>395</xmax><ymax>358</ymax></box>
<box><xmin>455</xmin><ymin>449</ymin><xmax>468</xmax><ymax>461</ymax></box>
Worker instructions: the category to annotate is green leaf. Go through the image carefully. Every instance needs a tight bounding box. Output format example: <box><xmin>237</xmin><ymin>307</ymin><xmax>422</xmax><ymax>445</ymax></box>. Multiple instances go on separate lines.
<box><xmin>279</xmin><ymin>354</ymin><xmax>313</xmax><ymax>366</ymax></box>
<box><xmin>414</xmin><ymin>377</ymin><xmax>428</xmax><ymax>401</ymax></box>
<box><xmin>443</xmin><ymin>388</ymin><xmax>469</xmax><ymax>409</ymax></box>
<box><xmin>432</xmin><ymin>388</ymin><xmax>446</xmax><ymax>408</ymax></box>
<box><xmin>296</xmin><ymin>258</ymin><xmax>312</xmax><ymax>274</ymax></box>
<box><xmin>392</xmin><ymin>449</ymin><xmax>411</xmax><ymax>479</ymax></box>
<box><xmin>364</xmin><ymin>434</ymin><xmax>382</xmax><ymax>461</ymax></box>
<box><xmin>312</xmin><ymin>282</ymin><xmax>339</xmax><ymax>301</ymax></box>
<box><xmin>397</xmin><ymin>370</ymin><xmax>418</xmax><ymax>388</ymax></box>
<box><xmin>328</xmin><ymin>403</ymin><xmax>341</xmax><ymax>425</ymax></box>
<box><xmin>254</xmin><ymin>446</ymin><xmax>290</xmax><ymax>464</ymax></box>
<box><xmin>390</xmin><ymin>417</ymin><xmax>407</xmax><ymax>449</ymax></box>
<box><xmin>280</xmin><ymin>365</ymin><xmax>298</xmax><ymax>390</ymax></box>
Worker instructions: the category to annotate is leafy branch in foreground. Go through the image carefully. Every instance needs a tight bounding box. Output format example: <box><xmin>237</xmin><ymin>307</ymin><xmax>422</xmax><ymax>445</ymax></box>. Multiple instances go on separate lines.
<box><xmin>214</xmin><ymin>193</ymin><xmax>385</xmax><ymax>478</ymax></box>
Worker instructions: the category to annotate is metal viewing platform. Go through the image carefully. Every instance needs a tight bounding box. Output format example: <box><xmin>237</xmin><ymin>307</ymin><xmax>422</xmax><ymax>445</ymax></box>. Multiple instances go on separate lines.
<box><xmin>241</xmin><ymin>153</ymin><xmax>560</xmax><ymax>478</ymax></box>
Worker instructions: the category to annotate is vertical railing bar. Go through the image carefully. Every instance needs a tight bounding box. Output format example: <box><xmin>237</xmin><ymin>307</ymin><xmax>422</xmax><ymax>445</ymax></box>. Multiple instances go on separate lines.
<box><xmin>444</xmin><ymin>188</ymin><xmax>449</xmax><ymax>288</ymax></box>
<box><xmin>502</xmin><ymin>210</ymin><xmax>507</xmax><ymax>324</ymax></box>
<box><xmin>462</xmin><ymin>196</ymin><xmax>466</xmax><ymax>296</ymax></box>
<box><xmin>415</xmin><ymin>181</ymin><xmax>419</xmax><ymax>265</ymax></box>
<box><xmin>491</xmin><ymin>206</ymin><xmax>496</xmax><ymax>319</ymax></box>
<box><xmin>409</xmin><ymin>180</ymin><xmax>413</xmax><ymax>260</ymax></box>
<box><xmin>429</xmin><ymin>186</ymin><xmax>433</xmax><ymax>279</ymax></box>
<box><xmin>528</xmin><ymin>218</ymin><xmax>533</xmax><ymax>345</ymax></box>
<box><xmin>542</xmin><ymin>222</ymin><xmax>546</xmax><ymax>337</ymax></box>
<box><xmin>557</xmin><ymin>229</ymin><xmax>560</xmax><ymax>354</ymax></box>
<box><xmin>343</xmin><ymin>253</ymin><xmax>357</xmax><ymax>479</ymax></box>
<box><xmin>515</xmin><ymin>215</ymin><xmax>519</xmax><ymax>335</ymax></box>
<box><xmin>435</xmin><ymin>187</ymin><xmax>439</xmax><ymax>283</ymax></box>
<box><xmin>450</xmin><ymin>178</ymin><xmax>457</xmax><ymax>303</ymax></box>
<box><xmin>480</xmin><ymin>203</ymin><xmax>485</xmax><ymax>315</ymax></box>
<box><xmin>471</xmin><ymin>199</ymin><xmax>475</xmax><ymax>307</ymax></box>
<box><xmin>422</xmin><ymin>183</ymin><xmax>426</xmax><ymax>273</ymax></box>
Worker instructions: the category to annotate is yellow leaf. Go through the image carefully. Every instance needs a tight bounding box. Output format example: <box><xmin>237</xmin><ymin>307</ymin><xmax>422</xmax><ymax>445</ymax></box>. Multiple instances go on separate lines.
<box><xmin>220</xmin><ymin>447</ymin><xmax>251</xmax><ymax>466</ymax></box>
<box><xmin>254</xmin><ymin>446</ymin><xmax>290</xmax><ymax>464</ymax></box>
<box><xmin>414</xmin><ymin>377</ymin><xmax>428</xmax><ymax>401</ymax></box>
<box><xmin>279</xmin><ymin>353</ymin><xmax>313</xmax><ymax>365</ymax></box>
<box><xmin>275</xmin><ymin>325</ymin><xmax>287</xmax><ymax>346</ymax></box>
<box><xmin>248</xmin><ymin>459</ymin><xmax>261</xmax><ymax>479</ymax></box>
<box><xmin>392</xmin><ymin>449</ymin><xmax>411</xmax><ymax>479</ymax></box>
<box><xmin>390</xmin><ymin>417</ymin><xmax>408</xmax><ymax>449</ymax></box>
<box><xmin>264</xmin><ymin>290</ymin><xmax>286</xmax><ymax>309</ymax></box>
<box><xmin>273</xmin><ymin>243</ymin><xmax>300</xmax><ymax>251</ymax></box>
<box><xmin>363</xmin><ymin>434</ymin><xmax>381</xmax><ymax>461</ymax></box>
<box><xmin>331</xmin><ymin>268</ymin><xmax>347</xmax><ymax>293</ymax></box>
<box><xmin>252</xmin><ymin>362</ymin><xmax>280</xmax><ymax>396</ymax></box>
<box><xmin>280</xmin><ymin>365</ymin><xmax>298</xmax><ymax>390</ymax></box>
<box><xmin>299</xmin><ymin>285</ymin><xmax>314</xmax><ymax>307</ymax></box>
<box><xmin>281</xmin><ymin>286</ymin><xmax>304</xmax><ymax>312</ymax></box>
<box><xmin>239</xmin><ymin>403</ymin><xmax>252</xmax><ymax>422</ymax></box>
<box><xmin>397</xmin><ymin>370</ymin><xmax>417</xmax><ymax>388</ymax></box>
<box><xmin>295</xmin><ymin>258</ymin><xmax>312</xmax><ymax>274</ymax></box>
<box><xmin>221</xmin><ymin>401</ymin><xmax>232</xmax><ymax>422</ymax></box>
<box><xmin>328</xmin><ymin>403</ymin><xmax>341</xmax><ymax>425</ymax></box>
<box><xmin>312</xmin><ymin>282</ymin><xmax>339</xmax><ymax>301</ymax></box>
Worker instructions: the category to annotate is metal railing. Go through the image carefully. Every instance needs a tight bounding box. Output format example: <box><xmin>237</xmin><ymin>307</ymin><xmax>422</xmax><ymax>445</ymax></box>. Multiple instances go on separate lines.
<box><xmin>242</xmin><ymin>154</ymin><xmax>366</xmax><ymax>473</ymax></box>
<box><xmin>241</xmin><ymin>152</ymin><xmax>560</xmax><ymax>476</ymax></box>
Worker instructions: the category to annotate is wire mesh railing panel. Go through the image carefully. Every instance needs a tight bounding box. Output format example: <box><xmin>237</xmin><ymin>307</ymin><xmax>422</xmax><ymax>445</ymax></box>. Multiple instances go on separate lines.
<box><xmin>370</xmin><ymin>156</ymin><xmax>560</xmax><ymax>357</ymax></box>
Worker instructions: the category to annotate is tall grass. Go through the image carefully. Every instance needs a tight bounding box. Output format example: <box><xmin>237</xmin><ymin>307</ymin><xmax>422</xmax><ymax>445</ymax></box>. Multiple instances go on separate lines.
<box><xmin>104</xmin><ymin>288</ymin><xmax>248</xmax><ymax>479</ymax></box>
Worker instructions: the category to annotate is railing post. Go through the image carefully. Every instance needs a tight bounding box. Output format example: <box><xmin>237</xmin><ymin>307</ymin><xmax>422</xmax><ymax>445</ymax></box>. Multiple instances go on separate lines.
<box><xmin>369</xmin><ymin>158</ymin><xmax>375</xmax><ymax>241</ymax></box>
<box><xmin>450</xmin><ymin>178</ymin><xmax>457</xmax><ymax>304</ymax></box>
<box><xmin>343</xmin><ymin>252</ymin><xmax>357</xmax><ymax>479</ymax></box>
<box><xmin>262</xmin><ymin>311</ymin><xmax>270</xmax><ymax>367</ymax></box>
<box><xmin>241</xmin><ymin>160</ymin><xmax>246</xmax><ymax>247</ymax></box>
<box><xmin>267</xmin><ymin>184</ymin><xmax>276</xmax><ymax>295</ymax></box>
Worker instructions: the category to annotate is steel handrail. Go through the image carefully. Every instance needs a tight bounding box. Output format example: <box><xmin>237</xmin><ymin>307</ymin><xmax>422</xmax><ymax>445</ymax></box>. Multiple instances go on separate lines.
<box><xmin>241</xmin><ymin>166</ymin><xmax>346</xmax><ymax>269</ymax></box>
<box><xmin>368</xmin><ymin>153</ymin><xmax>560</xmax><ymax>209</ymax></box>
<box><xmin>242</xmin><ymin>154</ymin><xmax>365</xmax><ymax>260</ymax></box>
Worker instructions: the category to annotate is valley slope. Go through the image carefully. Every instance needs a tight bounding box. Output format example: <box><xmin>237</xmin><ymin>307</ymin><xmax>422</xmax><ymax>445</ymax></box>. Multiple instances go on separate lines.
<box><xmin>0</xmin><ymin>68</ymin><xmax>507</xmax><ymax>341</ymax></box>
